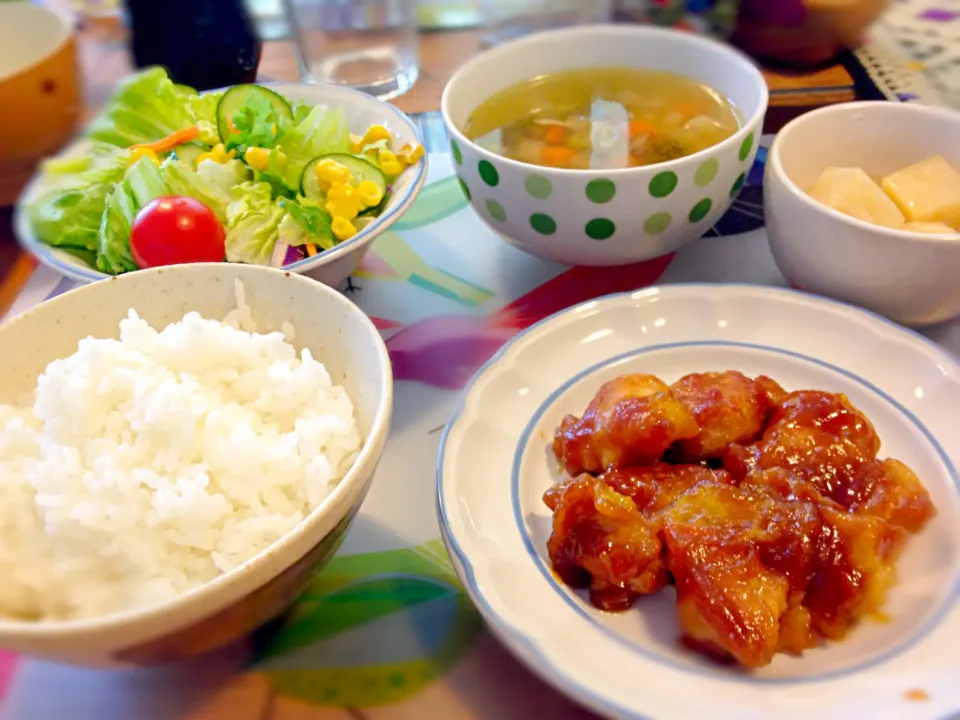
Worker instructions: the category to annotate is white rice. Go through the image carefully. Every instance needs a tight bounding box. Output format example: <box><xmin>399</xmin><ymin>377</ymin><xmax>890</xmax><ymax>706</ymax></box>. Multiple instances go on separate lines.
<box><xmin>0</xmin><ymin>285</ymin><xmax>362</xmax><ymax>621</ymax></box>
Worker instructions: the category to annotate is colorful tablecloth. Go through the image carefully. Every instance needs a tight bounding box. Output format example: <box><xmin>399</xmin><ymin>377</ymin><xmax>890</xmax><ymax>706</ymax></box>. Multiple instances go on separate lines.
<box><xmin>2</xmin><ymin>141</ymin><xmax>959</xmax><ymax>720</ymax></box>
<box><xmin>858</xmin><ymin>0</ymin><xmax>960</xmax><ymax>108</ymax></box>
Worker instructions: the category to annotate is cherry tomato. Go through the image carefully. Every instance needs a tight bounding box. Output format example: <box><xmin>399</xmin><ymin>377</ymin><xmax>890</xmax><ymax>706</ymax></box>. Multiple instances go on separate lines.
<box><xmin>130</xmin><ymin>196</ymin><xmax>225</xmax><ymax>269</ymax></box>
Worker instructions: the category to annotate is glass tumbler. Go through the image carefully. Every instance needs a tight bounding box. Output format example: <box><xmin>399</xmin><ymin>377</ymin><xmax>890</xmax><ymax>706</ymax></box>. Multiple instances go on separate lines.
<box><xmin>283</xmin><ymin>0</ymin><xmax>419</xmax><ymax>100</ymax></box>
<box><xmin>479</xmin><ymin>0</ymin><xmax>613</xmax><ymax>46</ymax></box>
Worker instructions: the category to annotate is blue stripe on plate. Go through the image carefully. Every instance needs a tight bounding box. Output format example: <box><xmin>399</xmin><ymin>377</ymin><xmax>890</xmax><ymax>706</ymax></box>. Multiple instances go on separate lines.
<box><xmin>511</xmin><ymin>340</ymin><xmax>959</xmax><ymax>684</ymax></box>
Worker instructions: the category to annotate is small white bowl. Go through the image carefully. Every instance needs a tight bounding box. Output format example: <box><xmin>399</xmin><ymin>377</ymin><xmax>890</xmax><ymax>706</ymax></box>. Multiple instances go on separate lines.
<box><xmin>0</xmin><ymin>263</ymin><xmax>392</xmax><ymax>666</ymax></box>
<box><xmin>442</xmin><ymin>25</ymin><xmax>768</xmax><ymax>267</ymax></box>
<box><xmin>765</xmin><ymin>101</ymin><xmax>960</xmax><ymax>327</ymax></box>
<box><xmin>15</xmin><ymin>82</ymin><xmax>427</xmax><ymax>287</ymax></box>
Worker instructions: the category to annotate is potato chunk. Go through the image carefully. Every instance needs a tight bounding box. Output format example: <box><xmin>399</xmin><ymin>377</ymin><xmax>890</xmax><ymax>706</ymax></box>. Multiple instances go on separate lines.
<box><xmin>808</xmin><ymin>167</ymin><xmax>905</xmax><ymax>228</ymax></box>
<box><xmin>881</xmin><ymin>156</ymin><xmax>960</xmax><ymax>229</ymax></box>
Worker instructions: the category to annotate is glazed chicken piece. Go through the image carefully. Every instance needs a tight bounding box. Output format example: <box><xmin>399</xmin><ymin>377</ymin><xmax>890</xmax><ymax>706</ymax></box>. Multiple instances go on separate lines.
<box><xmin>668</xmin><ymin>371</ymin><xmax>786</xmax><ymax>461</ymax></box>
<box><xmin>661</xmin><ymin>481</ymin><xmax>822</xmax><ymax>668</ymax></box>
<box><xmin>723</xmin><ymin>390</ymin><xmax>882</xmax><ymax>504</ymax></box>
<box><xmin>805</xmin><ymin>505</ymin><xmax>908</xmax><ymax>639</ymax></box>
<box><xmin>543</xmin><ymin>464</ymin><xmax>729</xmax><ymax>611</ymax></box>
<box><xmin>739</xmin><ymin>466</ymin><xmax>913</xmax><ymax>641</ymax></box>
<box><xmin>552</xmin><ymin>374</ymin><xmax>699</xmax><ymax>475</ymax></box>
<box><xmin>845</xmin><ymin>458</ymin><xmax>936</xmax><ymax>533</ymax></box>
<box><xmin>544</xmin><ymin>474</ymin><xmax>666</xmax><ymax>611</ymax></box>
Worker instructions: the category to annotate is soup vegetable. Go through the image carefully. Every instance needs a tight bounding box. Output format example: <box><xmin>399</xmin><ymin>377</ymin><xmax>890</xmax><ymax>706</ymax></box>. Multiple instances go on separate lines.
<box><xmin>462</xmin><ymin>67</ymin><xmax>740</xmax><ymax>170</ymax></box>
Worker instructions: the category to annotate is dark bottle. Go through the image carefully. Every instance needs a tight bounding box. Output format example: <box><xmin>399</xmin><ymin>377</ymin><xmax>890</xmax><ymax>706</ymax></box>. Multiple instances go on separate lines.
<box><xmin>125</xmin><ymin>0</ymin><xmax>263</xmax><ymax>91</ymax></box>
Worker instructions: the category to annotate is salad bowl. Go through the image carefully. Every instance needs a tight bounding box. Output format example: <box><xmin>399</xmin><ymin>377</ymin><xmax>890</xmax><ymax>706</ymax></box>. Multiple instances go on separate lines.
<box><xmin>15</xmin><ymin>79</ymin><xmax>427</xmax><ymax>287</ymax></box>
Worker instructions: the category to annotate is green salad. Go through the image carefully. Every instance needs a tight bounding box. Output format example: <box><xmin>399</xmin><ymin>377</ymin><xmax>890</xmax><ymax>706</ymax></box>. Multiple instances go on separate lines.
<box><xmin>26</xmin><ymin>67</ymin><xmax>424</xmax><ymax>274</ymax></box>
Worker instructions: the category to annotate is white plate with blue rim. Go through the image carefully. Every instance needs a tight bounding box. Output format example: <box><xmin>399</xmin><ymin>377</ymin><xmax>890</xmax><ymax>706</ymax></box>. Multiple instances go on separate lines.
<box><xmin>13</xmin><ymin>82</ymin><xmax>427</xmax><ymax>287</ymax></box>
<box><xmin>436</xmin><ymin>283</ymin><xmax>960</xmax><ymax>720</ymax></box>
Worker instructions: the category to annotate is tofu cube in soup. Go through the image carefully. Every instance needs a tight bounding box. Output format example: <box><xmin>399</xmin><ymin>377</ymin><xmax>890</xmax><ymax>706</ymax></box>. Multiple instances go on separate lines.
<box><xmin>808</xmin><ymin>167</ymin><xmax>905</xmax><ymax>228</ymax></box>
<box><xmin>881</xmin><ymin>156</ymin><xmax>960</xmax><ymax>229</ymax></box>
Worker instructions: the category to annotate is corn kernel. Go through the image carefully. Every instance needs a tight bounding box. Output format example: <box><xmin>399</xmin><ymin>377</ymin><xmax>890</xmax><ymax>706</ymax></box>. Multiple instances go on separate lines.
<box><xmin>128</xmin><ymin>147</ymin><xmax>160</xmax><ymax>166</ymax></box>
<box><xmin>380</xmin><ymin>160</ymin><xmax>404</xmax><ymax>178</ymax></box>
<box><xmin>397</xmin><ymin>142</ymin><xmax>424</xmax><ymax>165</ymax></box>
<box><xmin>356</xmin><ymin>180</ymin><xmax>384</xmax><ymax>208</ymax></box>
<box><xmin>349</xmin><ymin>133</ymin><xmax>364</xmax><ymax>154</ymax></box>
<box><xmin>196</xmin><ymin>143</ymin><xmax>232</xmax><ymax>167</ymax></box>
<box><xmin>362</xmin><ymin>125</ymin><xmax>391</xmax><ymax>146</ymax></box>
<box><xmin>244</xmin><ymin>146</ymin><xmax>271</xmax><ymax>172</ymax></box>
<box><xmin>331</xmin><ymin>217</ymin><xmax>358</xmax><ymax>241</ymax></box>
<box><xmin>315</xmin><ymin>159</ymin><xmax>352</xmax><ymax>192</ymax></box>
<box><xmin>325</xmin><ymin>182</ymin><xmax>363</xmax><ymax>221</ymax></box>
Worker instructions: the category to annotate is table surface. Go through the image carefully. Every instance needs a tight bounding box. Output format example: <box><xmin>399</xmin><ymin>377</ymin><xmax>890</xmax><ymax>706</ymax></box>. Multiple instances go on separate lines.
<box><xmin>0</xmin><ymin>10</ymin><xmax>883</xmax><ymax>720</ymax></box>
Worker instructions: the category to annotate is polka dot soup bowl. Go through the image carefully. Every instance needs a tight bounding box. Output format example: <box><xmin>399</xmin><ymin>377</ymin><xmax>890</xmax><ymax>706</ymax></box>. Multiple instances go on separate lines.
<box><xmin>441</xmin><ymin>25</ymin><xmax>768</xmax><ymax>266</ymax></box>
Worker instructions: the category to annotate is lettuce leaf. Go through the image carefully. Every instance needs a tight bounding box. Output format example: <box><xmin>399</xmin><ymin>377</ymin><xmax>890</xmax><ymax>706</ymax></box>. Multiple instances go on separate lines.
<box><xmin>27</xmin><ymin>146</ymin><xmax>130</xmax><ymax>252</ymax></box>
<box><xmin>279</xmin><ymin>197</ymin><xmax>335</xmax><ymax>250</ymax></box>
<box><xmin>224</xmin><ymin>92</ymin><xmax>288</xmax><ymax>153</ymax></box>
<box><xmin>97</xmin><ymin>158</ymin><xmax>168</xmax><ymax>274</ymax></box>
<box><xmin>272</xmin><ymin>105</ymin><xmax>349</xmax><ymax>190</ymax></box>
<box><xmin>158</xmin><ymin>157</ymin><xmax>243</xmax><ymax>222</ymax></box>
<box><xmin>87</xmin><ymin>67</ymin><xmax>200</xmax><ymax>149</ymax></box>
<box><xmin>224</xmin><ymin>182</ymin><xmax>286</xmax><ymax>265</ymax></box>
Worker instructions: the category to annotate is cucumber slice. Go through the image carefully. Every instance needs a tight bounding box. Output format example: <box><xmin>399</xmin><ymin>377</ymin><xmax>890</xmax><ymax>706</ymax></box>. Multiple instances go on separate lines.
<box><xmin>300</xmin><ymin>154</ymin><xmax>387</xmax><ymax>203</ymax></box>
<box><xmin>174</xmin><ymin>143</ymin><xmax>206</xmax><ymax>169</ymax></box>
<box><xmin>216</xmin><ymin>84</ymin><xmax>293</xmax><ymax>146</ymax></box>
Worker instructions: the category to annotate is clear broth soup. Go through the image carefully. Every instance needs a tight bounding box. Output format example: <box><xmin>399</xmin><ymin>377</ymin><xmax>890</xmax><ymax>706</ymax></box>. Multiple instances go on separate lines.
<box><xmin>462</xmin><ymin>67</ymin><xmax>740</xmax><ymax>170</ymax></box>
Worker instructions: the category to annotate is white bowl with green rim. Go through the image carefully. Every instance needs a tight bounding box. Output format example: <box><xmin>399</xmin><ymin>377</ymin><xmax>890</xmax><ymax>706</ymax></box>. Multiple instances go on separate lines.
<box><xmin>440</xmin><ymin>25</ymin><xmax>768</xmax><ymax>266</ymax></box>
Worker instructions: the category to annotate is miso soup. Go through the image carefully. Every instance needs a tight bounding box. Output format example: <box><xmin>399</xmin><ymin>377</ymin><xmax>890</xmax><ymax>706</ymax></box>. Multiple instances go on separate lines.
<box><xmin>462</xmin><ymin>67</ymin><xmax>740</xmax><ymax>170</ymax></box>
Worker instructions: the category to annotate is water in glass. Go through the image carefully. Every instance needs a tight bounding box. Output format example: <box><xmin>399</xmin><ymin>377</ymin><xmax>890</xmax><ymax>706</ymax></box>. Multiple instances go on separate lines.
<box><xmin>284</xmin><ymin>0</ymin><xmax>419</xmax><ymax>100</ymax></box>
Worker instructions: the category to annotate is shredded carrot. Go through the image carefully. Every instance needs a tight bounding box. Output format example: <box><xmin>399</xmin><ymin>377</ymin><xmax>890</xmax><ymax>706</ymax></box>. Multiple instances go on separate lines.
<box><xmin>540</xmin><ymin>145</ymin><xmax>576</xmax><ymax>167</ymax></box>
<box><xmin>131</xmin><ymin>126</ymin><xmax>200</xmax><ymax>154</ymax></box>
<box><xmin>673</xmin><ymin>102</ymin><xmax>698</xmax><ymax>119</ymax></box>
<box><xmin>544</xmin><ymin>125</ymin><xmax>567</xmax><ymax>146</ymax></box>
<box><xmin>227</xmin><ymin>117</ymin><xmax>240</xmax><ymax>134</ymax></box>
<box><xmin>305</xmin><ymin>243</ymin><xmax>318</xmax><ymax>257</ymax></box>
<box><xmin>628</xmin><ymin>118</ymin><xmax>657</xmax><ymax>138</ymax></box>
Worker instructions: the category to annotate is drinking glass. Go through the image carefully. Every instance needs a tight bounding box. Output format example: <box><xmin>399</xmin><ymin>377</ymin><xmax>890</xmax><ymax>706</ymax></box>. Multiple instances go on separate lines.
<box><xmin>283</xmin><ymin>0</ymin><xmax>419</xmax><ymax>100</ymax></box>
<box><xmin>479</xmin><ymin>0</ymin><xmax>612</xmax><ymax>46</ymax></box>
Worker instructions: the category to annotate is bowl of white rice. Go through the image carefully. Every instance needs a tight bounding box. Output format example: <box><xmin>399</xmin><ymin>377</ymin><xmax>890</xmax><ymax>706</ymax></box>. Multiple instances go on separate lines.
<box><xmin>0</xmin><ymin>263</ymin><xmax>392</xmax><ymax>666</ymax></box>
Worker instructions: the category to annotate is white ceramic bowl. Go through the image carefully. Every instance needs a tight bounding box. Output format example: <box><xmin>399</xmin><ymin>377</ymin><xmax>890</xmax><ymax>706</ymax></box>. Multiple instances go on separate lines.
<box><xmin>441</xmin><ymin>25</ymin><xmax>768</xmax><ymax>266</ymax></box>
<box><xmin>0</xmin><ymin>263</ymin><xmax>393</xmax><ymax>666</ymax></box>
<box><xmin>15</xmin><ymin>82</ymin><xmax>427</xmax><ymax>287</ymax></box>
<box><xmin>765</xmin><ymin>101</ymin><xmax>960</xmax><ymax>327</ymax></box>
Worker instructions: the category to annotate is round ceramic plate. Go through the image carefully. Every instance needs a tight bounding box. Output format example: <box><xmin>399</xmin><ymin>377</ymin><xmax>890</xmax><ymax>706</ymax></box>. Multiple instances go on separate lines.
<box><xmin>13</xmin><ymin>83</ymin><xmax>427</xmax><ymax>284</ymax></box>
<box><xmin>437</xmin><ymin>284</ymin><xmax>960</xmax><ymax>720</ymax></box>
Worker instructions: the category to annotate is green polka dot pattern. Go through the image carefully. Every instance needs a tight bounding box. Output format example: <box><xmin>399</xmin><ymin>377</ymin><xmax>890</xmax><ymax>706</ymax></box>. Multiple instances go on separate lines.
<box><xmin>585</xmin><ymin>179</ymin><xmax>616</xmax><ymax>204</ymax></box>
<box><xmin>644</xmin><ymin>212</ymin><xmax>671</xmax><ymax>235</ymax></box>
<box><xmin>694</xmin><ymin>158</ymin><xmax>719</xmax><ymax>187</ymax></box>
<box><xmin>739</xmin><ymin>133</ymin><xmax>754</xmax><ymax>162</ymax></box>
<box><xmin>585</xmin><ymin>218</ymin><xmax>615</xmax><ymax>240</ymax></box>
<box><xmin>485</xmin><ymin>198</ymin><xmax>506</xmax><ymax>222</ymax></box>
<box><xmin>451</xmin><ymin>139</ymin><xmax>462</xmax><ymax>165</ymax></box>
<box><xmin>478</xmin><ymin>160</ymin><xmax>499</xmax><ymax>187</ymax></box>
<box><xmin>458</xmin><ymin>177</ymin><xmax>470</xmax><ymax>201</ymax></box>
<box><xmin>689</xmin><ymin>199</ymin><xmax>713</xmax><ymax>223</ymax></box>
<box><xmin>649</xmin><ymin>172</ymin><xmax>678</xmax><ymax>198</ymax></box>
<box><xmin>530</xmin><ymin>213</ymin><xmax>557</xmax><ymax>236</ymax></box>
<box><xmin>730</xmin><ymin>172</ymin><xmax>746</xmax><ymax>198</ymax></box>
<box><xmin>525</xmin><ymin>174</ymin><xmax>552</xmax><ymax>199</ymax></box>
